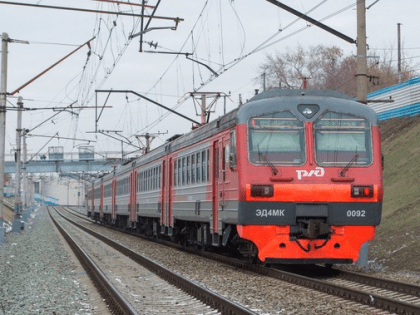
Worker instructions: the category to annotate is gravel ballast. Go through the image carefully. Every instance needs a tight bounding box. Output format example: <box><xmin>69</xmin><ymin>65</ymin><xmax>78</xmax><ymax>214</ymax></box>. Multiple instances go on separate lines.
<box><xmin>65</xmin><ymin>208</ymin><xmax>389</xmax><ymax>315</ymax></box>
<box><xmin>52</xmin><ymin>210</ymin><xmax>219</xmax><ymax>315</ymax></box>
<box><xmin>0</xmin><ymin>206</ymin><xmax>102</xmax><ymax>315</ymax></box>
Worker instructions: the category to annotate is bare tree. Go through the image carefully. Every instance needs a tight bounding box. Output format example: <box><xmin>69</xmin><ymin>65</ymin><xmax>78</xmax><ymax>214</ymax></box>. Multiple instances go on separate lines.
<box><xmin>258</xmin><ymin>45</ymin><xmax>344</xmax><ymax>90</ymax></box>
<box><xmin>258</xmin><ymin>44</ymin><xmax>418</xmax><ymax>97</ymax></box>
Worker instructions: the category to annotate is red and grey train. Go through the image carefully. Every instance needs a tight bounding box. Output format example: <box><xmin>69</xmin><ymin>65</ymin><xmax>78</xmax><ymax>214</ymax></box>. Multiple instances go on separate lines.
<box><xmin>87</xmin><ymin>89</ymin><xmax>383</xmax><ymax>265</ymax></box>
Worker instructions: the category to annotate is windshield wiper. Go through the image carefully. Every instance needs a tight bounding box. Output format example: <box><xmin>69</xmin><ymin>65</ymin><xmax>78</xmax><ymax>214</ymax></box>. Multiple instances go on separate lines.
<box><xmin>339</xmin><ymin>153</ymin><xmax>359</xmax><ymax>177</ymax></box>
<box><xmin>258</xmin><ymin>151</ymin><xmax>279</xmax><ymax>176</ymax></box>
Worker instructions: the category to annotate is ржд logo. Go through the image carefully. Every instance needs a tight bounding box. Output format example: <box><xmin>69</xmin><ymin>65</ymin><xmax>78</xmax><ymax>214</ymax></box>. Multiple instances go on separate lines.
<box><xmin>296</xmin><ymin>167</ymin><xmax>325</xmax><ymax>180</ymax></box>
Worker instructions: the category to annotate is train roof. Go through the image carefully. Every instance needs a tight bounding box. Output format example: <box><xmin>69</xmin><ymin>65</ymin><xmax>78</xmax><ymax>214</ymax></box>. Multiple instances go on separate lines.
<box><xmin>91</xmin><ymin>108</ymin><xmax>238</xmax><ymax>185</ymax></box>
<box><xmin>238</xmin><ymin>89</ymin><xmax>379</xmax><ymax>125</ymax></box>
<box><xmin>248</xmin><ymin>89</ymin><xmax>353</xmax><ymax>102</ymax></box>
<box><xmin>91</xmin><ymin>89</ymin><xmax>379</xmax><ymax>186</ymax></box>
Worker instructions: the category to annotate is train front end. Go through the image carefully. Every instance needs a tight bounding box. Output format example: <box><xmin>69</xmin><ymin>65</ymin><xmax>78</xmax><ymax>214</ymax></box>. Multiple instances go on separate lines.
<box><xmin>236</xmin><ymin>90</ymin><xmax>383</xmax><ymax>264</ymax></box>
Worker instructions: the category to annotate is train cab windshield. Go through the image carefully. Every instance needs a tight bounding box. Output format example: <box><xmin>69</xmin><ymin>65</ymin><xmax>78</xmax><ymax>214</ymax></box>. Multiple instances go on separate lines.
<box><xmin>314</xmin><ymin>112</ymin><xmax>372</xmax><ymax>166</ymax></box>
<box><xmin>248</xmin><ymin>111</ymin><xmax>305</xmax><ymax>165</ymax></box>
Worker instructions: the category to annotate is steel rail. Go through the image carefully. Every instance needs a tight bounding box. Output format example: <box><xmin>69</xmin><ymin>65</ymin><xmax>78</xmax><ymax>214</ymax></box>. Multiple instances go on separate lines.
<box><xmin>62</xmin><ymin>207</ymin><xmax>420</xmax><ymax>314</ymax></box>
<box><xmin>332</xmin><ymin>267</ymin><xmax>420</xmax><ymax>298</ymax></box>
<box><xmin>3</xmin><ymin>202</ymin><xmax>13</xmax><ymax>210</ymax></box>
<box><xmin>47</xmin><ymin>207</ymin><xmax>140</xmax><ymax>315</ymax></box>
<box><xmin>55</xmin><ymin>207</ymin><xmax>256</xmax><ymax>315</ymax></box>
<box><xmin>188</xmin><ymin>249</ymin><xmax>420</xmax><ymax>314</ymax></box>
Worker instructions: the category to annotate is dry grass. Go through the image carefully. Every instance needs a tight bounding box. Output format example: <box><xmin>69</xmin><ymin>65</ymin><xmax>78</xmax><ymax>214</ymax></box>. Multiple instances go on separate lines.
<box><xmin>369</xmin><ymin>115</ymin><xmax>420</xmax><ymax>271</ymax></box>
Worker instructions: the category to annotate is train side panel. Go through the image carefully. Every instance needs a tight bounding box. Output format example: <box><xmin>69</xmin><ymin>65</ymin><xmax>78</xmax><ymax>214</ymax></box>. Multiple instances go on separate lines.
<box><xmin>88</xmin><ymin>90</ymin><xmax>383</xmax><ymax>265</ymax></box>
<box><xmin>168</xmin><ymin>129</ymin><xmax>239</xmax><ymax>245</ymax></box>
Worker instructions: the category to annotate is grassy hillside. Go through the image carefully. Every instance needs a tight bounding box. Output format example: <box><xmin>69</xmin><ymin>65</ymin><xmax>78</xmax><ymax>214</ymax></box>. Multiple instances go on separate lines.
<box><xmin>369</xmin><ymin>115</ymin><xmax>420</xmax><ymax>271</ymax></box>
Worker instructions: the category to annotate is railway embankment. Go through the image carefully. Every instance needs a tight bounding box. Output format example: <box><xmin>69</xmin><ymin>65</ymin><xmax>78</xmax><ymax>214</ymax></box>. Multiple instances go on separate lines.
<box><xmin>369</xmin><ymin>114</ymin><xmax>420</xmax><ymax>271</ymax></box>
<box><xmin>0</xmin><ymin>206</ymin><xmax>101</xmax><ymax>314</ymax></box>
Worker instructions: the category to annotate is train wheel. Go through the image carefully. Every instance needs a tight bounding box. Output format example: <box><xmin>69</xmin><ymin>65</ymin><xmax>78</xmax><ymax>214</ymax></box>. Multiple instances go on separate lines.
<box><xmin>246</xmin><ymin>243</ymin><xmax>259</xmax><ymax>264</ymax></box>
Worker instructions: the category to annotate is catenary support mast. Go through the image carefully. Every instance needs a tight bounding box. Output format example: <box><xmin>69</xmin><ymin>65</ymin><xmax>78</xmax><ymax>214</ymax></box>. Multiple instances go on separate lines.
<box><xmin>356</xmin><ymin>0</ymin><xmax>368</xmax><ymax>104</ymax></box>
<box><xmin>12</xmin><ymin>97</ymin><xmax>23</xmax><ymax>232</ymax></box>
<box><xmin>0</xmin><ymin>33</ymin><xmax>8</xmax><ymax>243</ymax></box>
<box><xmin>397</xmin><ymin>23</ymin><xmax>402</xmax><ymax>84</ymax></box>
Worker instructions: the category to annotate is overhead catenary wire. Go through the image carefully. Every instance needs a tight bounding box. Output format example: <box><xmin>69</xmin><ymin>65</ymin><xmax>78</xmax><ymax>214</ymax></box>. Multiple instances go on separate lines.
<box><xmin>124</xmin><ymin>0</ymin><xmax>211</xmax><ymax>136</ymax></box>
<box><xmin>133</xmin><ymin>0</ymin><xmax>240</xmax><ymax>134</ymax></box>
<box><xmin>27</xmin><ymin>132</ymin><xmax>58</xmax><ymax>163</ymax></box>
<box><xmin>143</xmin><ymin>0</ymin><xmax>400</xmax><ymax>136</ymax></box>
<box><xmin>69</xmin><ymin>5</ymin><xmax>143</xmax><ymax>152</ymax></box>
<box><xmin>11</xmin><ymin>1</ymin><xmax>381</xmax><ymax>153</ymax></box>
<box><xmin>10</xmin><ymin>0</ymin><xmax>414</xmax><ymax>156</ymax></box>
<box><xmin>135</xmin><ymin>0</ymin><xmax>340</xmax><ymax>135</ymax></box>
<box><xmin>27</xmin><ymin>101</ymin><xmax>78</xmax><ymax>134</ymax></box>
<box><xmin>26</xmin><ymin>40</ymin><xmax>80</xmax><ymax>47</ymax></box>
<box><xmin>197</xmin><ymin>0</ymin><xmax>359</xmax><ymax>91</ymax></box>
<box><xmin>0</xmin><ymin>1</ymin><xmax>182</xmax><ymax>21</ymax></box>
<box><xmin>90</xmin><ymin>0</ymin><xmax>155</xmax><ymax>9</ymax></box>
<box><xmin>19</xmin><ymin>1</ymin><xmax>169</xmax><ymax>154</ymax></box>
<box><xmin>371</xmin><ymin>47</ymin><xmax>420</xmax><ymax>51</ymax></box>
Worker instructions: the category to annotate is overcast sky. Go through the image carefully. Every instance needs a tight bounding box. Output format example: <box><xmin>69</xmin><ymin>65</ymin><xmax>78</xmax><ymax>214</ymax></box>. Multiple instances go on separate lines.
<box><xmin>1</xmin><ymin>0</ymin><xmax>419</xmax><ymax>160</ymax></box>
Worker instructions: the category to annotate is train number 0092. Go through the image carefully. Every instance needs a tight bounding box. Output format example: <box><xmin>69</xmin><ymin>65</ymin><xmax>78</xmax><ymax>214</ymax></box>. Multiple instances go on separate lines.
<box><xmin>346</xmin><ymin>210</ymin><xmax>366</xmax><ymax>217</ymax></box>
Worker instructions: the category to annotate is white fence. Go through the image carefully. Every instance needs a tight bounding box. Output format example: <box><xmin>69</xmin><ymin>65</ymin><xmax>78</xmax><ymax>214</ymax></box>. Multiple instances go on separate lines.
<box><xmin>368</xmin><ymin>77</ymin><xmax>420</xmax><ymax>120</ymax></box>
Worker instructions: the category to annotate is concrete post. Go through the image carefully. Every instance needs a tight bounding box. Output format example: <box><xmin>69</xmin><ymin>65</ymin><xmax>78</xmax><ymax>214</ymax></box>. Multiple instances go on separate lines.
<box><xmin>397</xmin><ymin>23</ymin><xmax>402</xmax><ymax>84</ymax></box>
<box><xmin>201</xmin><ymin>94</ymin><xmax>206</xmax><ymax>125</ymax></box>
<box><xmin>0</xmin><ymin>33</ymin><xmax>9</xmax><ymax>244</ymax></box>
<box><xmin>22</xmin><ymin>131</ymin><xmax>27</xmax><ymax>206</ymax></box>
<box><xmin>21</xmin><ymin>127</ymin><xmax>29</xmax><ymax>222</ymax></box>
<box><xmin>12</xmin><ymin>97</ymin><xmax>23</xmax><ymax>233</ymax></box>
<box><xmin>356</xmin><ymin>0</ymin><xmax>368</xmax><ymax>104</ymax></box>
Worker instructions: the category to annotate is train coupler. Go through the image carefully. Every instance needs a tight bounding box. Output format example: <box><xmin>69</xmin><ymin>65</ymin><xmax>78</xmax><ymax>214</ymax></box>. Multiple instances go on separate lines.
<box><xmin>290</xmin><ymin>219</ymin><xmax>331</xmax><ymax>239</ymax></box>
<box><xmin>304</xmin><ymin>220</ymin><xmax>331</xmax><ymax>239</ymax></box>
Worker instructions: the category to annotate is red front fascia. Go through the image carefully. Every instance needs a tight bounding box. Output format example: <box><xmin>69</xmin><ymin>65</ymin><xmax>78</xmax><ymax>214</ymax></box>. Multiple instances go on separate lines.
<box><xmin>237</xmin><ymin>225</ymin><xmax>376</xmax><ymax>261</ymax></box>
<box><xmin>235</xmin><ymin>123</ymin><xmax>383</xmax><ymax>262</ymax></box>
<box><xmin>236</xmin><ymin>123</ymin><xmax>383</xmax><ymax>202</ymax></box>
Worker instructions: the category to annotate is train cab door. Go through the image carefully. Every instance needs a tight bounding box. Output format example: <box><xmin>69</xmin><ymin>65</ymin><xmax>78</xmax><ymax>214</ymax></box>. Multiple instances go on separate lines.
<box><xmin>130</xmin><ymin>170</ymin><xmax>138</xmax><ymax>226</ymax></box>
<box><xmin>91</xmin><ymin>187</ymin><xmax>94</xmax><ymax>215</ymax></box>
<box><xmin>211</xmin><ymin>140</ymin><xmax>222</xmax><ymax>241</ymax></box>
<box><xmin>220</xmin><ymin>136</ymin><xmax>229</xmax><ymax>211</ymax></box>
<box><xmin>160</xmin><ymin>160</ymin><xmax>166</xmax><ymax>232</ymax></box>
<box><xmin>111</xmin><ymin>178</ymin><xmax>117</xmax><ymax>223</ymax></box>
<box><xmin>167</xmin><ymin>158</ymin><xmax>173</xmax><ymax>234</ymax></box>
<box><xmin>100</xmin><ymin>183</ymin><xmax>104</xmax><ymax>220</ymax></box>
<box><xmin>86</xmin><ymin>187</ymin><xmax>89</xmax><ymax>213</ymax></box>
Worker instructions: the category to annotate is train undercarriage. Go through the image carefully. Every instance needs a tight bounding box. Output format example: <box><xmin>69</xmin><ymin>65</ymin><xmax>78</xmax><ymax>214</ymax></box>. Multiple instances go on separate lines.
<box><xmin>90</xmin><ymin>212</ymin><xmax>259</xmax><ymax>260</ymax></box>
<box><xmin>90</xmin><ymin>212</ymin><xmax>365</xmax><ymax>266</ymax></box>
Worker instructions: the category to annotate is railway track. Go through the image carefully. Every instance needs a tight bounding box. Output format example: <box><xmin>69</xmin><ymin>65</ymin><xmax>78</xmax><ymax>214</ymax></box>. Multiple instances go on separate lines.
<box><xmin>48</xmin><ymin>207</ymin><xmax>140</xmax><ymax>315</ymax></box>
<box><xmin>51</xmin><ymin>207</ymin><xmax>256</xmax><ymax>315</ymax></box>
<box><xmin>203</xmin><ymin>254</ymin><xmax>420</xmax><ymax>315</ymax></box>
<box><xmin>291</xmin><ymin>264</ymin><xmax>420</xmax><ymax>300</ymax></box>
<box><xmin>63</xmin><ymin>206</ymin><xmax>420</xmax><ymax>314</ymax></box>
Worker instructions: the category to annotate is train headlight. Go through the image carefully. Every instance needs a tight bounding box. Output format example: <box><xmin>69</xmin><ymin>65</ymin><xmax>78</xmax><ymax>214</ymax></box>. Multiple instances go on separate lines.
<box><xmin>251</xmin><ymin>185</ymin><xmax>274</xmax><ymax>197</ymax></box>
<box><xmin>351</xmin><ymin>185</ymin><xmax>373</xmax><ymax>198</ymax></box>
